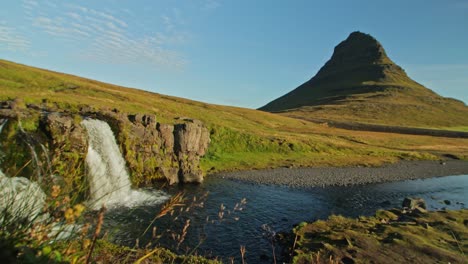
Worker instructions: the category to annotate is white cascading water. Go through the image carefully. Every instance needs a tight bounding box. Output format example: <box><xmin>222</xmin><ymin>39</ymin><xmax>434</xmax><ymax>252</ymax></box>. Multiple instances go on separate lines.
<box><xmin>0</xmin><ymin>119</ymin><xmax>78</xmax><ymax>240</ymax></box>
<box><xmin>0</xmin><ymin>119</ymin><xmax>46</xmax><ymax>223</ymax></box>
<box><xmin>0</xmin><ymin>119</ymin><xmax>6</xmax><ymax>133</ymax></box>
<box><xmin>81</xmin><ymin>119</ymin><xmax>168</xmax><ymax>210</ymax></box>
<box><xmin>0</xmin><ymin>171</ymin><xmax>46</xmax><ymax>223</ymax></box>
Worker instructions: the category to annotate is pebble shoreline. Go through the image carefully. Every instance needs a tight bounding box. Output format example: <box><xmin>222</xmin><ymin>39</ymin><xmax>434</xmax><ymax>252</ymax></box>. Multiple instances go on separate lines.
<box><xmin>212</xmin><ymin>160</ymin><xmax>468</xmax><ymax>188</ymax></box>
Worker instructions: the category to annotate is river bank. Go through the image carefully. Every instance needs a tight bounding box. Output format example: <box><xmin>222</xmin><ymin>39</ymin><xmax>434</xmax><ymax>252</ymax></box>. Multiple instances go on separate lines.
<box><xmin>289</xmin><ymin>208</ymin><xmax>468</xmax><ymax>263</ymax></box>
<box><xmin>213</xmin><ymin>160</ymin><xmax>468</xmax><ymax>188</ymax></box>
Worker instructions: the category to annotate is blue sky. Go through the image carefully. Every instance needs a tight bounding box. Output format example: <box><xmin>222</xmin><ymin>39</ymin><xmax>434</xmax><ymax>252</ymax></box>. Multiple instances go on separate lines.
<box><xmin>1</xmin><ymin>0</ymin><xmax>467</xmax><ymax>108</ymax></box>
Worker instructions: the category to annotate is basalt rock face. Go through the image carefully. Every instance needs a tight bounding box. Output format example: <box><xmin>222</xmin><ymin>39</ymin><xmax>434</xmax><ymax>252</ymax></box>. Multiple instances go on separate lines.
<box><xmin>42</xmin><ymin>113</ymin><xmax>89</xmax><ymax>195</ymax></box>
<box><xmin>174</xmin><ymin>120</ymin><xmax>211</xmax><ymax>183</ymax></box>
<box><xmin>0</xmin><ymin>100</ymin><xmax>211</xmax><ymax>187</ymax></box>
<box><xmin>85</xmin><ymin>110</ymin><xmax>211</xmax><ymax>185</ymax></box>
<box><xmin>44</xmin><ymin>113</ymin><xmax>88</xmax><ymax>159</ymax></box>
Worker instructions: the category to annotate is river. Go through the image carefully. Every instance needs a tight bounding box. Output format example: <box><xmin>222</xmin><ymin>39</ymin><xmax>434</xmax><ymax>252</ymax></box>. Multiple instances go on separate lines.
<box><xmin>104</xmin><ymin>174</ymin><xmax>468</xmax><ymax>263</ymax></box>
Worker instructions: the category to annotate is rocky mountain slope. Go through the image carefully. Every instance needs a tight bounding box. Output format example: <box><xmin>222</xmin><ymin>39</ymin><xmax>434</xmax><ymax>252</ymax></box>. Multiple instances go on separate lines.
<box><xmin>260</xmin><ymin>32</ymin><xmax>468</xmax><ymax>128</ymax></box>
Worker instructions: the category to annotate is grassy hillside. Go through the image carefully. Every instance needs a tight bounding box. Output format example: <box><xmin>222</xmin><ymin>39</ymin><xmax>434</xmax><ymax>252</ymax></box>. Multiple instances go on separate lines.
<box><xmin>1</xmin><ymin>59</ymin><xmax>468</xmax><ymax>174</ymax></box>
<box><xmin>260</xmin><ymin>32</ymin><xmax>468</xmax><ymax>129</ymax></box>
<box><xmin>278</xmin><ymin>90</ymin><xmax>468</xmax><ymax>129</ymax></box>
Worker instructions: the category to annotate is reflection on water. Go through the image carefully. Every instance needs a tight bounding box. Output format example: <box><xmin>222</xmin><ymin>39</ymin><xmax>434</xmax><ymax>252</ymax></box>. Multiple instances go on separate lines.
<box><xmin>104</xmin><ymin>174</ymin><xmax>468</xmax><ymax>263</ymax></box>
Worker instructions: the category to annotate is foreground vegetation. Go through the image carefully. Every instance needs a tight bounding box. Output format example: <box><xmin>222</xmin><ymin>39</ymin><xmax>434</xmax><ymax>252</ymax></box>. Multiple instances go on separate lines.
<box><xmin>0</xmin><ymin>171</ymin><xmax>219</xmax><ymax>263</ymax></box>
<box><xmin>290</xmin><ymin>209</ymin><xmax>468</xmax><ymax>263</ymax></box>
<box><xmin>1</xmin><ymin>59</ymin><xmax>467</xmax><ymax>177</ymax></box>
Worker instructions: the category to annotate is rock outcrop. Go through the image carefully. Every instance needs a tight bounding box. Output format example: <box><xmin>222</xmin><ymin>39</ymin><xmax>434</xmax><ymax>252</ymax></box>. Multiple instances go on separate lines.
<box><xmin>41</xmin><ymin>113</ymin><xmax>89</xmax><ymax>194</ymax></box>
<box><xmin>43</xmin><ymin>113</ymin><xmax>88</xmax><ymax>159</ymax></box>
<box><xmin>80</xmin><ymin>109</ymin><xmax>210</xmax><ymax>185</ymax></box>
<box><xmin>174</xmin><ymin>120</ymin><xmax>211</xmax><ymax>183</ymax></box>
<box><xmin>0</xmin><ymin>100</ymin><xmax>211</xmax><ymax>188</ymax></box>
<box><xmin>118</xmin><ymin>114</ymin><xmax>210</xmax><ymax>185</ymax></box>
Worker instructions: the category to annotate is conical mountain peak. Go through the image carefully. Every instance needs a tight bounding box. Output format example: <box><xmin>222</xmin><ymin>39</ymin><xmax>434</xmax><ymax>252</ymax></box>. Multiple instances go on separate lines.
<box><xmin>259</xmin><ymin>31</ymin><xmax>416</xmax><ymax>112</ymax></box>
<box><xmin>259</xmin><ymin>31</ymin><xmax>468</xmax><ymax>127</ymax></box>
<box><xmin>326</xmin><ymin>31</ymin><xmax>391</xmax><ymax>66</ymax></box>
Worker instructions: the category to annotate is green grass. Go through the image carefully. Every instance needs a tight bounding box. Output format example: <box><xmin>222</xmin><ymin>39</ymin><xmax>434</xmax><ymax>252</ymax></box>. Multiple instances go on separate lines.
<box><xmin>1</xmin><ymin>59</ymin><xmax>468</xmax><ymax>174</ymax></box>
<box><xmin>280</xmin><ymin>91</ymin><xmax>468</xmax><ymax>128</ymax></box>
<box><xmin>291</xmin><ymin>209</ymin><xmax>468</xmax><ymax>263</ymax></box>
<box><xmin>443</xmin><ymin>126</ymin><xmax>468</xmax><ymax>132</ymax></box>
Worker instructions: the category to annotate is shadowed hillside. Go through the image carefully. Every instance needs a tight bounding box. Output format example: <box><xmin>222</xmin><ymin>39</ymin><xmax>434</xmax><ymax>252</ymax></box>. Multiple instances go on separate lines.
<box><xmin>260</xmin><ymin>32</ymin><xmax>468</xmax><ymax>129</ymax></box>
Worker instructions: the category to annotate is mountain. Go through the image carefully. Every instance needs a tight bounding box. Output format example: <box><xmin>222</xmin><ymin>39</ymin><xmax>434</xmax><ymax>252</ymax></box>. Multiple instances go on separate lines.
<box><xmin>259</xmin><ymin>31</ymin><xmax>468</xmax><ymax>128</ymax></box>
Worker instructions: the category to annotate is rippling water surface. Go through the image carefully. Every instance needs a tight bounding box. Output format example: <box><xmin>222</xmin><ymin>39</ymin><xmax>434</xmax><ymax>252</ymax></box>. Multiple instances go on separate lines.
<box><xmin>104</xmin><ymin>174</ymin><xmax>468</xmax><ymax>263</ymax></box>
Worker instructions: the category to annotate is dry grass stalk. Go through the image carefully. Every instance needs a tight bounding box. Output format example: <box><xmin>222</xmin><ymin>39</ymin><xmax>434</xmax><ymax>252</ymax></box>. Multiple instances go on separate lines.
<box><xmin>141</xmin><ymin>192</ymin><xmax>186</xmax><ymax>237</ymax></box>
<box><xmin>176</xmin><ymin>219</ymin><xmax>191</xmax><ymax>249</ymax></box>
<box><xmin>85</xmin><ymin>205</ymin><xmax>106</xmax><ymax>264</ymax></box>
<box><xmin>240</xmin><ymin>245</ymin><xmax>246</xmax><ymax>264</ymax></box>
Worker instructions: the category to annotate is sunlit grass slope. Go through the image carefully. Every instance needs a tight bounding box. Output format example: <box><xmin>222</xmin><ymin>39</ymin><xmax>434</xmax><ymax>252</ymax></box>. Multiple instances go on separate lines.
<box><xmin>1</xmin><ymin>59</ymin><xmax>467</xmax><ymax>173</ymax></box>
<box><xmin>278</xmin><ymin>90</ymin><xmax>468</xmax><ymax>129</ymax></box>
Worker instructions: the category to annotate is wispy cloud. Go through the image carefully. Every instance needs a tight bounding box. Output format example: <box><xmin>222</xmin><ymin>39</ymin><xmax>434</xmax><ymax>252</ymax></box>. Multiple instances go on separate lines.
<box><xmin>33</xmin><ymin>16</ymin><xmax>90</xmax><ymax>39</ymax></box>
<box><xmin>22</xmin><ymin>0</ymin><xmax>38</xmax><ymax>10</ymax></box>
<box><xmin>0</xmin><ymin>22</ymin><xmax>30</xmax><ymax>51</ymax></box>
<box><xmin>66</xmin><ymin>12</ymin><xmax>81</xmax><ymax>20</ymax></box>
<box><xmin>68</xmin><ymin>4</ymin><xmax>128</xmax><ymax>28</ymax></box>
<box><xmin>202</xmin><ymin>0</ymin><xmax>221</xmax><ymax>10</ymax></box>
<box><xmin>162</xmin><ymin>15</ymin><xmax>175</xmax><ymax>31</ymax></box>
<box><xmin>23</xmin><ymin>0</ymin><xmax>187</xmax><ymax>69</ymax></box>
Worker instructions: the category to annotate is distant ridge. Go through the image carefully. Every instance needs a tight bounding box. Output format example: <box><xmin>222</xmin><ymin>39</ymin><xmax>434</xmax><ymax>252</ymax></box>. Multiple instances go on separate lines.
<box><xmin>260</xmin><ymin>31</ymin><xmax>468</xmax><ymax>128</ymax></box>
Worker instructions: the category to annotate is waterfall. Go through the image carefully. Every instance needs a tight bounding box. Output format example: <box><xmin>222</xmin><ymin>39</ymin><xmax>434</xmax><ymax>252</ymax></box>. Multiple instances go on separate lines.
<box><xmin>0</xmin><ymin>119</ymin><xmax>6</xmax><ymax>133</ymax></box>
<box><xmin>0</xmin><ymin>171</ymin><xmax>46</xmax><ymax>223</ymax></box>
<box><xmin>0</xmin><ymin>119</ymin><xmax>46</xmax><ymax>223</ymax></box>
<box><xmin>0</xmin><ymin>119</ymin><xmax>78</xmax><ymax>240</ymax></box>
<box><xmin>81</xmin><ymin>119</ymin><xmax>168</xmax><ymax>210</ymax></box>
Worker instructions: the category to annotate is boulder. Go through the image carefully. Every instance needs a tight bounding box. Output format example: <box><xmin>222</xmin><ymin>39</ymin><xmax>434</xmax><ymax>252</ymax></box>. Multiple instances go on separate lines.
<box><xmin>402</xmin><ymin>197</ymin><xmax>427</xmax><ymax>210</ymax></box>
